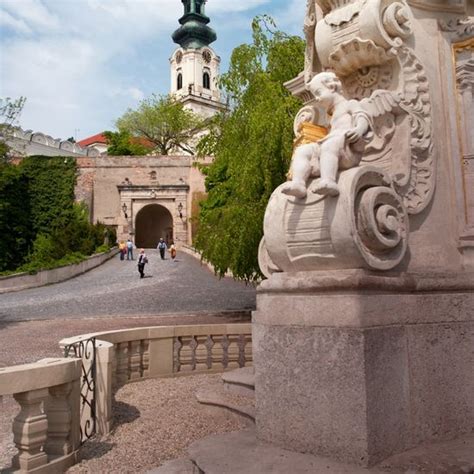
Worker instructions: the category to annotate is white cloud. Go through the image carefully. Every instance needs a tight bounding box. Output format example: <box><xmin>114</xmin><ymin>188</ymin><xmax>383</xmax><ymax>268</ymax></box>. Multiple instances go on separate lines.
<box><xmin>0</xmin><ymin>10</ymin><xmax>32</xmax><ymax>35</ymax></box>
<box><xmin>1</xmin><ymin>0</ymin><xmax>60</xmax><ymax>32</ymax></box>
<box><xmin>208</xmin><ymin>0</ymin><xmax>270</xmax><ymax>13</ymax></box>
<box><xmin>0</xmin><ymin>0</ymin><xmax>304</xmax><ymax>140</ymax></box>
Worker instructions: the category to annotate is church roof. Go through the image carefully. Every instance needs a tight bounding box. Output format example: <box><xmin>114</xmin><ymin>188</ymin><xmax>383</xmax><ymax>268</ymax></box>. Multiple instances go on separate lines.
<box><xmin>172</xmin><ymin>0</ymin><xmax>216</xmax><ymax>49</ymax></box>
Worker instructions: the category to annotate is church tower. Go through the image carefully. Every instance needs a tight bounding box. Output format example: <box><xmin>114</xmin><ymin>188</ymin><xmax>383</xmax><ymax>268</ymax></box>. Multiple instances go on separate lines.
<box><xmin>170</xmin><ymin>0</ymin><xmax>226</xmax><ymax>117</ymax></box>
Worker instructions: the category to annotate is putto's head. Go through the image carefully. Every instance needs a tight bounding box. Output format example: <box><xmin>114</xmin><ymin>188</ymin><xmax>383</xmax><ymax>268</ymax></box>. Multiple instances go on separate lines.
<box><xmin>307</xmin><ymin>71</ymin><xmax>342</xmax><ymax>106</ymax></box>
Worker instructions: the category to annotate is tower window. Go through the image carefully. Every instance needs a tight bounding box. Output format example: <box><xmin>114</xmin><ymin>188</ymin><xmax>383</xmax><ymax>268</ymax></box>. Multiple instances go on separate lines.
<box><xmin>177</xmin><ymin>73</ymin><xmax>183</xmax><ymax>90</ymax></box>
<box><xmin>203</xmin><ymin>71</ymin><xmax>210</xmax><ymax>89</ymax></box>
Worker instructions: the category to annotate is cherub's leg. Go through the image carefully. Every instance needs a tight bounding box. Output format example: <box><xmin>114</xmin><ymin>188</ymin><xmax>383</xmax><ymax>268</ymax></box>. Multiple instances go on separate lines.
<box><xmin>313</xmin><ymin>137</ymin><xmax>343</xmax><ymax>197</ymax></box>
<box><xmin>281</xmin><ymin>143</ymin><xmax>315</xmax><ymax>198</ymax></box>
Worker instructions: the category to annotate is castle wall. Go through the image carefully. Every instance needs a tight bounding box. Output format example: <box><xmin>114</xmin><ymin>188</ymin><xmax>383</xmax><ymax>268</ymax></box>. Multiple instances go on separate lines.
<box><xmin>75</xmin><ymin>155</ymin><xmax>208</xmax><ymax>246</ymax></box>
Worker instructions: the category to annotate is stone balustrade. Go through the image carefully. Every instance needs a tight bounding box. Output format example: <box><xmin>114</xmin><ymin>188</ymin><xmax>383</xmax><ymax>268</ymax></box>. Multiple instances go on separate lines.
<box><xmin>0</xmin><ymin>324</ymin><xmax>252</xmax><ymax>473</ymax></box>
<box><xmin>59</xmin><ymin>323</ymin><xmax>252</xmax><ymax>438</ymax></box>
<box><xmin>0</xmin><ymin>358</ymin><xmax>82</xmax><ymax>473</ymax></box>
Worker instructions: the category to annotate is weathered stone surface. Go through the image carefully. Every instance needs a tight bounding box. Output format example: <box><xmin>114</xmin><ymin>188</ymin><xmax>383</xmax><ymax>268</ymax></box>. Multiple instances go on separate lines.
<box><xmin>188</xmin><ymin>429</ymin><xmax>374</xmax><ymax>474</ymax></box>
<box><xmin>253</xmin><ymin>286</ymin><xmax>474</xmax><ymax>467</ymax></box>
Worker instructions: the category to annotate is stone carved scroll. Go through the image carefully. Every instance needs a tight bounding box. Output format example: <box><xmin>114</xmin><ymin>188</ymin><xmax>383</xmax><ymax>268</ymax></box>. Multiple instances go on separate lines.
<box><xmin>259</xmin><ymin>166</ymin><xmax>409</xmax><ymax>276</ymax></box>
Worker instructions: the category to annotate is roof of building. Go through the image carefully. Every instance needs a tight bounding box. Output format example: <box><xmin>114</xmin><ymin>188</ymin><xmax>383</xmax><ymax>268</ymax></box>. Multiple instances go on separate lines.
<box><xmin>172</xmin><ymin>0</ymin><xmax>216</xmax><ymax>49</ymax></box>
<box><xmin>77</xmin><ymin>132</ymin><xmax>107</xmax><ymax>147</ymax></box>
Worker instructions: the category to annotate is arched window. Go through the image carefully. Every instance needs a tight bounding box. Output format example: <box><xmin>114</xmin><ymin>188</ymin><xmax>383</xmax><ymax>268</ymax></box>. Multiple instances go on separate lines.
<box><xmin>203</xmin><ymin>71</ymin><xmax>210</xmax><ymax>89</ymax></box>
<box><xmin>177</xmin><ymin>73</ymin><xmax>183</xmax><ymax>90</ymax></box>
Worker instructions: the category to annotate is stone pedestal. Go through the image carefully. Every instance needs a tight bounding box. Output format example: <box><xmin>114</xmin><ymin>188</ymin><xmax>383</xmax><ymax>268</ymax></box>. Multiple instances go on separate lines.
<box><xmin>253</xmin><ymin>270</ymin><xmax>474</xmax><ymax>467</ymax></box>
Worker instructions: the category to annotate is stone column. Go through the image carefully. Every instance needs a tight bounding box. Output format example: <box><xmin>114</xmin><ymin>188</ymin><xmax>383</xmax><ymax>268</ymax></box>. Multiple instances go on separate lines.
<box><xmin>45</xmin><ymin>382</ymin><xmax>73</xmax><ymax>456</ymax></box>
<box><xmin>13</xmin><ymin>388</ymin><xmax>49</xmax><ymax>471</ymax></box>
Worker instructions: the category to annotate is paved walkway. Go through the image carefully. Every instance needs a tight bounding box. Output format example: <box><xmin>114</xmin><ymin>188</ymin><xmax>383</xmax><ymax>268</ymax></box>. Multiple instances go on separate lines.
<box><xmin>0</xmin><ymin>250</ymin><xmax>256</xmax><ymax>322</ymax></box>
<box><xmin>0</xmin><ymin>251</ymin><xmax>255</xmax><ymax>469</ymax></box>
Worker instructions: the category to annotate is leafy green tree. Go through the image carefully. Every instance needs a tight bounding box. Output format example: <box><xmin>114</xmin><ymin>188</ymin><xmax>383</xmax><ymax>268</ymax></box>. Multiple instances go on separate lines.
<box><xmin>194</xmin><ymin>17</ymin><xmax>305</xmax><ymax>281</ymax></box>
<box><xmin>0</xmin><ymin>163</ymin><xmax>32</xmax><ymax>271</ymax></box>
<box><xmin>0</xmin><ymin>96</ymin><xmax>26</xmax><ymax>163</ymax></box>
<box><xmin>103</xmin><ymin>130</ymin><xmax>151</xmax><ymax>156</ymax></box>
<box><xmin>116</xmin><ymin>94</ymin><xmax>206</xmax><ymax>155</ymax></box>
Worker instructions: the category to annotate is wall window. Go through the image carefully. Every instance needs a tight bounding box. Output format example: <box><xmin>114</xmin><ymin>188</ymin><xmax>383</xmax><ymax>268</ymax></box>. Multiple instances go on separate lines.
<box><xmin>203</xmin><ymin>71</ymin><xmax>210</xmax><ymax>89</ymax></box>
<box><xmin>177</xmin><ymin>72</ymin><xmax>183</xmax><ymax>90</ymax></box>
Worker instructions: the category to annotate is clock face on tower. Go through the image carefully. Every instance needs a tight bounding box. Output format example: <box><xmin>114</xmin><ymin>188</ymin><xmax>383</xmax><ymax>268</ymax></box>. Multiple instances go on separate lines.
<box><xmin>176</xmin><ymin>51</ymin><xmax>183</xmax><ymax>64</ymax></box>
<box><xmin>202</xmin><ymin>50</ymin><xmax>212</xmax><ymax>64</ymax></box>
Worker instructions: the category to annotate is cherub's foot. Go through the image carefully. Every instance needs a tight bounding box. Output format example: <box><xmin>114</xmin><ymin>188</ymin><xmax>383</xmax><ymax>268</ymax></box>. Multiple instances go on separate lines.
<box><xmin>313</xmin><ymin>179</ymin><xmax>339</xmax><ymax>197</ymax></box>
<box><xmin>281</xmin><ymin>181</ymin><xmax>307</xmax><ymax>199</ymax></box>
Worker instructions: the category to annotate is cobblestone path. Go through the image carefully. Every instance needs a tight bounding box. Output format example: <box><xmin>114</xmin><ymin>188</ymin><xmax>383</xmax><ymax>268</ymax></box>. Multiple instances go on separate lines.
<box><xmin>0</xmin><ymin>250</ymin><xmax>256</xmax><ymax>321</ymax></box>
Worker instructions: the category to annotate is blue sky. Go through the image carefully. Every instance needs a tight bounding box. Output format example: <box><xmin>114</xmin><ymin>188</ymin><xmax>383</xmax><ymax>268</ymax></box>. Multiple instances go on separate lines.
<box><xmin>0</xmin><ymin>0</ymin><xmax>306</xmax><ymax>141</ymax></box>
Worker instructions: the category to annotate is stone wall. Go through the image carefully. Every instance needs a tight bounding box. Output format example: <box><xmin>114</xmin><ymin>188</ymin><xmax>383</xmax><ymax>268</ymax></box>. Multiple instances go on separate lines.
<box><xmin>75</xmin><ymin>155</ymin><xmax>208</xmax><ymax>245</ymax></box>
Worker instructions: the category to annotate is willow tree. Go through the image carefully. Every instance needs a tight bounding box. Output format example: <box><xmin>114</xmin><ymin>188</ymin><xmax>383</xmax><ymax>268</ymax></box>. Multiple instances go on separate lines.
<box><xmin>194</xmin><ymin>17</ymin><xmax>305</xmax><ymax>281</ymax></box>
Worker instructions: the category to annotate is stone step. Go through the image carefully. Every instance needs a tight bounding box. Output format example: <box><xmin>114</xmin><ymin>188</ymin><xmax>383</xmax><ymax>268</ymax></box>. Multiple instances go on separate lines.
<box><xmin>195</xmin><ymin>385</ymin><xmax>255</xmax><ymax>422</ymax></box>
<box><xmin>148</xmin><ymin>457</ymin><xmax>201</xmax><ymax>474</ymax></box>
<box><xmin>187</xmin><ymin>429</ymin><xmax>377</xmax><ymax>474</ymax></box>
<box><xmin>221</xmin><ymin>367</ymin><xmax>255</xmax><ymax>398</ymax></box>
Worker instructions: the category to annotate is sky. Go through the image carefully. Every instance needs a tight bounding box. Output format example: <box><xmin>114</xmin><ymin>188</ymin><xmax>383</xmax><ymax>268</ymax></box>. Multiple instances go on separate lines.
<box><xmin>0</xmin><ymin>0</ymin><xmax>306</xmax><ymax>141</ymax></box>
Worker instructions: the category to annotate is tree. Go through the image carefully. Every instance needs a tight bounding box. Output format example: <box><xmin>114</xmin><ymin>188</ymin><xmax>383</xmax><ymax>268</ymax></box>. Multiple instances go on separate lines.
<box><xmin>193</xmin><ymin>17</ymin><xmax>305</xmax><ymax>281</ymax></box>
<box><xmin>0</xmin><ymin>96</ymin><xmax>26</xmax><ymax>163</ymax></box>
<box><xmin>116</xmin><ymin>94</ymin><xmax>206</xmax><ymax>155</ymax></box>
<box><xmin>103</xmin><ymin>130</ymin><xmax>151</xmax><ymax>156</ymax></box>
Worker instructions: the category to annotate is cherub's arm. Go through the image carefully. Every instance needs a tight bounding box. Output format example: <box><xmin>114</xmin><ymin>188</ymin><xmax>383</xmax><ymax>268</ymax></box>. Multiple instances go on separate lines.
<box><xmin>346</xmin><ymin>103</ymin><xmax>372</xmax><ymax>143</ymax></box>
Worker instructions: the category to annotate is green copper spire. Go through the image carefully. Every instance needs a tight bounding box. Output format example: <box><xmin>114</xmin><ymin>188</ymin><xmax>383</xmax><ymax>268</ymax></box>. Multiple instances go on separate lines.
<box><xmin>172</xmin><ymin>0</ymin><xmax>217</xmax><ymax>49</ymax></box>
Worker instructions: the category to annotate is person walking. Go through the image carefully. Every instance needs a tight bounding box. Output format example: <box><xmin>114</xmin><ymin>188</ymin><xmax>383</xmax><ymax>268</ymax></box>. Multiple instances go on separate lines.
<box><xmin>157</xmin><ymin>238</ymin><xmax>167</xmax><ymax>260</ymax></box>
<box><xmin>169</xmin><ymin>242</ymin><xmax>177</xmax><ymax>261</ymax></box>
<box><xmin>137</xmin><ymin>249</ymin><xmax>148</xmax><ymax>278</ymax></box>
<box><xmin>119</xmin><ymin>241</ymin><xmax>126</xmax><ymax>261</ymax></box>
<box><xmin>126</xmin><ymin>239</ymin><xmax>134</xmax><ymax>260</ymax></box>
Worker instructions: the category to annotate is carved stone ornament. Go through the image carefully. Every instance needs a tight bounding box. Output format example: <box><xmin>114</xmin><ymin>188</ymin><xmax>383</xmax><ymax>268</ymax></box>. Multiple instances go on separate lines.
<box><xmin>439</xmin><ymin>17</ymin><xmax>474</xmax><ymax>39</ymax></box>
<box><xmin>259</xmin><ymin>0</ymin><xmax>436</xmax><ymax>276</ymax></box>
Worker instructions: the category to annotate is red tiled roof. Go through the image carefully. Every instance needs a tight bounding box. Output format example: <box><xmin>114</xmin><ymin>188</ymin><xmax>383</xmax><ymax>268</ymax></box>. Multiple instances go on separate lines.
<box><xmin>77</xmin><ymin>132</ymin><xmax>107</xmax><ymax>147</ymax></box>
<box><xmin>77</xmin><ymin>132</ymin><xmax>154</xmax><ymax>150</ymax></box>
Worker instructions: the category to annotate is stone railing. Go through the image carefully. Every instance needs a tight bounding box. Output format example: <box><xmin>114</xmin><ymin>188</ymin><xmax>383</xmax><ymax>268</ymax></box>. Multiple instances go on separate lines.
<box><xmin>0</xmin><ymin>358</ymin><xmax>82</xmax><ymax>473</ymax></box>
<box><xmin>59</xmin><ymin>324</ymin><xmax>252</xmax><ymax>437</ymax></box>
<box><xmin>0</xmin><ymin>324</ymin><xmax>252</xmax><ymax>473</ymax></box>
<box><xmin>0</xmin><ymin>247</ymin><xmax>118</xmax><ymax>294</ymax></box>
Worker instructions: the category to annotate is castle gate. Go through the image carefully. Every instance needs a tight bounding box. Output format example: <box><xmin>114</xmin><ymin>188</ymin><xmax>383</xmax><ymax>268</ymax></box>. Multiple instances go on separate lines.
<box><xmin>135</xmin><ymin>204</ymin><xmax>173</xmax><ymax>248</ymax></box>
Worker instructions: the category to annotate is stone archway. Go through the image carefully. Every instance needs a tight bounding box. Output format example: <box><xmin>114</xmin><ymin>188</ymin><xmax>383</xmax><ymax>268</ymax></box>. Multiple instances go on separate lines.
<box><xmin>135</xmin><ymin>204</ymin><xmax>173</xmax><ymax>248</ymax></box>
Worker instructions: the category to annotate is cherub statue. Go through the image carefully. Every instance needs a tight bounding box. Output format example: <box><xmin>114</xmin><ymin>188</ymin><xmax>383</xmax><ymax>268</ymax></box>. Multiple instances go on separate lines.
<box><xmin>282</xmin><ymin>71</ymin><xmax>400</xmax><ymax>198</ymax></box>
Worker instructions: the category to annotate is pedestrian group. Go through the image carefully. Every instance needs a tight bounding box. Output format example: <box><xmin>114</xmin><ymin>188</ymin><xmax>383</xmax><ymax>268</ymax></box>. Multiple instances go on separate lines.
<box><xmin>118</xmin><ymin>238</ymin><xmax>177</xmax><ymax>278</ymax></box>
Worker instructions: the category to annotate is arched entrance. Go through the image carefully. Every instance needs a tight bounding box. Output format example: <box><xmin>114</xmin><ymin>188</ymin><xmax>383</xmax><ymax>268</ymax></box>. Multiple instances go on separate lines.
<box><xmin>135</xmin><ymin>204</ymin><xmax>173</xmax><ymax>248</ymax></box>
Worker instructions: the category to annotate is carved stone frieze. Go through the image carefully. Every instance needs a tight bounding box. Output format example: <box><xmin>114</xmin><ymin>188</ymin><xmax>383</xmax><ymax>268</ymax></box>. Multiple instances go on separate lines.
<box><xmin>410</xmin><ymin>0</ymin><xmax>467</xmax><ymax>14</ymax></box>
<box><xmin>439</xmin><ymin>17</ymin><xmax>474</xmax><ymax>38</ymax></box>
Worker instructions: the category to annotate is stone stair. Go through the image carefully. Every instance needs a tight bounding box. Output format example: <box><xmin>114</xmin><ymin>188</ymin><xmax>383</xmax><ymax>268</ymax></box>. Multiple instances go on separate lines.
<box><xmin>195</xmin><ymin>367</ymin><xmax>255</xmax><ymax>422</ymax></box>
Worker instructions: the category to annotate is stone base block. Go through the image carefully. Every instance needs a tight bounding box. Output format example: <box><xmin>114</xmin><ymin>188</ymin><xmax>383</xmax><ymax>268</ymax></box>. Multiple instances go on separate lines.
<box><xmin>253</xmin><ymin>270</ymin><xmax>474</xmax><ymax>467</ymax></box>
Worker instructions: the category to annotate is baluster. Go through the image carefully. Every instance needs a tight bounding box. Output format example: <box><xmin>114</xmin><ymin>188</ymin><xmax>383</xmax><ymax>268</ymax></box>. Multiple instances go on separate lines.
<box><xmin>141</xmin><ymin>339</ymin><xmax>150</xmax><ymax>378</ymax></box>
<box><xmin>195</xmin><ymin>336</ymin><xmax>208</xmax><ymax>371</ymax></box>
<box><xmin>211</xmin><ymin>335</ymin><xmax>225</xmax><ymax>369</ymax></box>
<box><xmin>205</xmin><ymin>336</ymin><xmax>214</xmax><ymax>369</ymax></box>
<box><xmin>244</xmin><ymin>334</ymin><xmax>253</xmax><ymax>366</ymax></box>
<box><xmin>227</xmin><ymin>336</ymin><xmax>240</xmax><ymax>369</ymax></box>
<box><xmin>45</xmin><ymin>382</ymin><xmax>72</xmax><ymax>456</ymax></box>
<box><xmin>179</xmin><ymin>336</ymin><xmax>194</xmax><ymax>372</ymax></box>
<box><xmin>221</xmin><ymin>335</ymin><xmax>229</xmax><ymax>369</ymax></box>
<box><xmin>115</xmin><ymin>342</ymin><xmax>129</xmax><ymax>386</ymax></box>
<box><xmin>173</xmin><ymin>337</ymin><xmax>183</xmax><ymax>372</ymax></box>
<box><xmin>129</xmin><ymin>341</ymin><xmax>141</xmax><ymax>380</ymax></box>
<box><xmin>13</xmin><ymin>388</ymin><xmax>49</xmax><ymax>471</ymax></box>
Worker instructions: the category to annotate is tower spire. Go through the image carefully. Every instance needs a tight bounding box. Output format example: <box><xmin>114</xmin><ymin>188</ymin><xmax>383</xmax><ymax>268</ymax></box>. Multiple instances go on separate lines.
<box><xmin>172</xmin><ymin>0</ymin><xmax>217</xmax><ymax>49</ymax></box>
